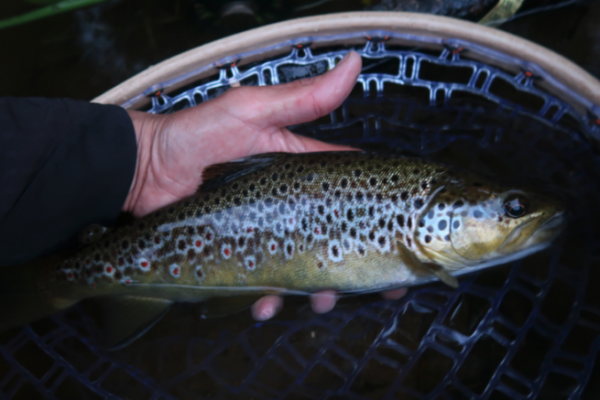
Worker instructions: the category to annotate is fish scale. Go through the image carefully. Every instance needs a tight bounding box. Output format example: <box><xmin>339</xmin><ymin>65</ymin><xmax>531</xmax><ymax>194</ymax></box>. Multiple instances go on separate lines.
<box><xmin>51</xmin><ymin>152</ymin><xmax>448</xmax><ymax>296</ymax></box>
<box><xmin>1</xmin><ymin>151</ymin><xmax>564</xmax><ymax>348</ymax></box>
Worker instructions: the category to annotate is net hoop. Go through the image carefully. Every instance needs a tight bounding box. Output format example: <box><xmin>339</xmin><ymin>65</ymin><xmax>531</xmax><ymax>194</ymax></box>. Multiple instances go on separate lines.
<box><xmin>93</xmin><ymin>11</ymin><xmax>600</xmax><ymax>119</ymax></box>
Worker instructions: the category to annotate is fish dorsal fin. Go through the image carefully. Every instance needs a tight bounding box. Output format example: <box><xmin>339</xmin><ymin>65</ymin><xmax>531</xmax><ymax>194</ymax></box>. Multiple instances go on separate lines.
<box><xmin>396</xmin><ymin>239</ymin><xmax>459</xmax><ymax>289</ymax></box>
<box><xmin>199</xmin><ymin>153</ymin><xmax>287</xmax><ymax>192</ymax></box>
<box><xmin>199</xmin><ymin>295</ymin><xmax>262</xmax><ymax>319</ymax></box>
<box><xmin>98</xmin><ymin>296</ymin><xmax>173</xmax><ymax>350</ymax></box>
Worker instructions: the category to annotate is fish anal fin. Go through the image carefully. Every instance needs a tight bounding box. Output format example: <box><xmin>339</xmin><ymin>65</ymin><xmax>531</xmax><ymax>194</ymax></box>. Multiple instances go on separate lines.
<box><xmin>98</xmin><ymin>296</ymin><xmax>173</xmax><ymax>351</ymax></box>
<box><xmin>199</xmin><ymin>295</ymin><xmax>262</xmax><ymax>319</ymax></box>
<box><xmin>199</xmin><ymin>153</ymin><xmax>286</xmax><ymax>192</ymax></box>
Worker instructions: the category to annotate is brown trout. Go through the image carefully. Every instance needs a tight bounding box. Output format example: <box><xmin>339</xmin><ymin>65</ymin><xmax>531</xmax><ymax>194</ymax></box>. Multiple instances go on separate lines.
<box><xmin>1</xmin><ymin>152</ymin><xmax>564</xmax><ymax>348</ymax></box>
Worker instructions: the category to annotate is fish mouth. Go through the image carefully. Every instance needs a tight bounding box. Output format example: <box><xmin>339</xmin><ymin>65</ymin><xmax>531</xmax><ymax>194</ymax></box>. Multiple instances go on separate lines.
<box><xmin>500</xmin><ymin>212</ymin><xmax>565</xmax><ymax>254</ymax></box>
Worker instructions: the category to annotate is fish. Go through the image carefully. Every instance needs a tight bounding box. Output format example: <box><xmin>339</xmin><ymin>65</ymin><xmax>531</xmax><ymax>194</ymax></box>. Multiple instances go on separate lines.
<box><xmin>0</xmin><ymin>152</ymin><xmax>565</xmax><ymax>348</ymax></box>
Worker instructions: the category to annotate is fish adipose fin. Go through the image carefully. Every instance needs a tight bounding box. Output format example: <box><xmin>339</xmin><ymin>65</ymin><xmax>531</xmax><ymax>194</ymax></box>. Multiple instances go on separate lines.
<box><xmin>396</xmin><ymin>240</ymin><xmax>459</xmax><ymax>289</ymax></box>
<box><xmin>199</xmin><ymin>295</ymin><xmax>262</xmax><ymax>319</ymax></box>
<box><xmin>99</xmin><ymin>296</ymin><xmax>173</xmax><ymax>351</ymax></box>
<box><xmin>199</xmin><ymin>153</ymin><xmax>288</xmax><ymax>191</ymax></box>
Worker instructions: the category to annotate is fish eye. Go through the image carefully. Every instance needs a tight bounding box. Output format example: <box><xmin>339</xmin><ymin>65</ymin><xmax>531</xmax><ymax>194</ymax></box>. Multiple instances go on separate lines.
<box><xmin>504</xmin><ymin>194</ymin><xmax>530</xmax><ymax>218</ymax></box>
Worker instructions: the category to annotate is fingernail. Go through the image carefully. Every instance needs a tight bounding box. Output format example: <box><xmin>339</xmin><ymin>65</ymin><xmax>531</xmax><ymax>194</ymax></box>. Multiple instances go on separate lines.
<box><xmin>336</xmin><ymin>52</ymin><xmax>351</xmax><ymax>67</ymax></box>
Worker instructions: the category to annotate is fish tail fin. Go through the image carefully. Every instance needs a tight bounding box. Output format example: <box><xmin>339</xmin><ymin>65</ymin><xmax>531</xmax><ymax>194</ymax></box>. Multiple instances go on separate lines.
<box><xmin>0</xmin><ymin>265</ymin><xmax>73</xmax><ymax>330</ymax></box>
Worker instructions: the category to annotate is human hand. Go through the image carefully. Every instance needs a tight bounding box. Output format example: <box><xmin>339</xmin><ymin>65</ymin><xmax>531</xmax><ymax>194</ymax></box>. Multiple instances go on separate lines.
<box><xmin>123</xmin><ymin>51</ymin><xmax>407</xmax><ymax>321</ymax></box>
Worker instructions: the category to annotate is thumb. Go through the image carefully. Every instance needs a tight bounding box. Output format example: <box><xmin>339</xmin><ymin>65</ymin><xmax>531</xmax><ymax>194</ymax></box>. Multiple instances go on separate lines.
<box><xmin>215</xmin><ymin>51</ymin><xmax>362</xmax><ymax>128</ymax></box>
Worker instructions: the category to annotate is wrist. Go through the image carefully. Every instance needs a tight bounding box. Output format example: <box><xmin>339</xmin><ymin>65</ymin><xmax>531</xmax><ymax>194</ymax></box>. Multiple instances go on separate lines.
<box><xmin>122</xmin><ymin>110</ymin><xmax>164</xmax><ymax>215</ymax></box>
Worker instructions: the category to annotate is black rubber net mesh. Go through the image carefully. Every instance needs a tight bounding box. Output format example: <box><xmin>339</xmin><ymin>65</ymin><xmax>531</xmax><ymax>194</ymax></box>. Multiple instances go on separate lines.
<box><xmin>2</xmin><ymin>38</ymin><xmax>600</xmax><ymax>400</ymax></box>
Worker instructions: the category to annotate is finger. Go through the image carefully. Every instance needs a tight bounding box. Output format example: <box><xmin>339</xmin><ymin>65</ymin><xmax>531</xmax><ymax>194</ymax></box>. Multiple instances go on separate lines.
<box><xmin>251</xmin><ymin>295</ymin><xmax>284</xmax><ymax>321</ymax></box>
<box><xmin>218</xmin><ymin>51</ymin><xmax>362</xmax><ymax>129</ymax></box>
<box><xmin>381</xmin><ymin>288</ymin><xmax>408</xmax><ymax>300</ymax></box>
<box><xmin>310</xmin><ymin>290</ymin><xmax>338</xmax><ymax>314</ymax></box>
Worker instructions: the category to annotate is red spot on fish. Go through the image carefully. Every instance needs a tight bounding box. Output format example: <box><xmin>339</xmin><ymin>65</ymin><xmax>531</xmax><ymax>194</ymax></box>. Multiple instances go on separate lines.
<box><xmin>334</xmin><ymin>210</ymin><xmax>339</xmax><ymax>218</ymax></box>
<box><xmin>271</xmin><ymin>244</ymin><xmax>276</xmax><ymax>251</ymax></box>
<box><xmin>105</xmin><ymin>266</ymin><xmax>113</xmax><ymax>273</ymax></box>
<box><xmin>173</xmin><ymin>267</ymin><xmax>180</xmax><ymax>275</ymax></box>
<box><xmin>207</xmin><ymin>233</ymin><xmax>213</xmax><ymax>240</ymax></box>
<box><xmin>91</xmin><ymin>283</ymin><xmax>96</xmax><ymax>288</ymax></box>
<box><xmin>118</xmin><ymin>258</ymin><xmax>124</xmax><ymax>266</ymax></box>
<box><xmin>314</xmin><ymin>227</ymin><xmax>320</xmax><ymax>234</ymax></box>
<box><xmin>125</xmin><ymin>279</ymin><xmax>131</xmax><ymax>284</ymax></box>
<box><xmin>67</xmin><ymin>272</ymin><xmax>74</xmax><ymax>279</ymax></box>
<box><xmin>141</xmin><ymin>261</ymin><xmax>148</xmax><ymax>268</ymax></box>
<box><xmin>154</xmin><ymin>237</ymin><xmax>161</xmax><ymax>244</ymax></box>
<box><xmin>247</xmin><ymin>227</ymin><xmax>253</xmax><ymax>233</ymax></box>
<box><xmin>196</xmin><ymin>240</ymin><xmax>202</xmax><ymax>247</ymax></box>
<box><xmin>248</xmin><ymin>261</ymin><xmax>254</xmax><ymax>268</ymax></box>
<box><xmin>224</xmin><ymin>248</ymin><xmax>231</xmax><ymax>256</ymax></box>
<box><xmin>86</xmin><ymin>259</ymin><xmax>91</xmax><ymax>265</ymax></box>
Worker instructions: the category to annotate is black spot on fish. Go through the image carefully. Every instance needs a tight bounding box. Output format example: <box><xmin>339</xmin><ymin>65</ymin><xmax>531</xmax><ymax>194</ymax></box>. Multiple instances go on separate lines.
<box><xmin>307</xmin><ymin>234</ymin><xmax>314</xmax><ymax>243</ymax></box>
<box><xmin>260</xmin><ymin>178</ymin><xmax>267</xmax><ymax>185</ymax></box>
<box><xmin>391</xmin><ymin>175</ymin><xmax>399</xmax><ymax>183</ymax></box>
<box><xmin>474</xmin><ymin>210</ymin><xmax>484</xmax><ymax>218</ymax></box>
<box><xmin>280</xmin><ymin>184</ymin><xmax>288</xmax><ymax>193</ymax></box>
<box><xmin>318</xmin><ymin>205</ymin><xmax>325</xmax><ymax>215</ymax></box>
<box><xmin>366</xmin><ymin>193</ymin><xmax>374</xmax><ymax>201</ymax></box>
<box><xmin>453</xmin><ymin>220</ymin><xmax>460</xmax><ymax>229</ymax></box>
<box><xmin>272</xmin><ymin>188</ymin><xmax>278</xmax><ymax>196</ymax></box>
<box><xmin>332</xmin><ymin>245</ymin><xmax>339</xmax><ymax>257</ymax></box>
<box><xmin>341</xmin><ymin>221</ymin><xmax>348</xmax><ymax>232</ymax></box>
<box><xmin>356</xmin><ymin>192</ymin><xmax>364</xmax><ymax>202</ymax></box>
<box><xmin>369</xmin><ymin>177</ymin><xmax>377</xmax><ymax>186</ymax></box>
<box><xmin>354</xmin><ymin>169</ymin><xmax>362</xmax><ymax>177</ymax></box>
<box><xmin>307</xmin><ymin>174</ymin><xmax>314</xmax><ymax>182</ymax></box>
<box><xmin>397</xmin><ymin>215</ymin><xmax>405</xmax><ymax>228</ymax></box>
<box><xmin>297</xmin><ymin>166</ymin><xmax>304</xmax><ymax>173</ymax></box>
<box><xmin>407</xmin><ymin>217</ymin><xmax>412</xmax><ymax>229</ymax></box>
<box><xmin>378</xmin><ymin>218</ymin><xmax>386</xmax><ymax>228</ymax></box>
<box><xmin>317</xmin><ymin>261</ymin><xmax>324</xmax><ymax>269</ymax></box>
<box><xmin>284</xmin><ymin>163</ymin><xmax>291</xmax><ymax>170</ymax></box>
<box><xmin>376</xmin><ymin>194</ymin><xmax>383</xmax><ymax>203</ymax></box>
<box><xmin>249</xmin><ymin>184</ymin><xmax>256</xmax><ymax>191</ymax></box>
<box><xmin>358</xmin><ymin>246</ymin><xmax>366</xmax><ymax>256</ymax></box>
<box><xmin>320</xmin><ymin>160</ymin><xmax>327</xmax><ymax>167</ymax></box>
<box><xmin>286</xmin><ymin>244</ymin><xmax>293</xmax><ymax>255</ymax></box>
<box><xmin>453</xmin><ymin>200</ymin><xmax>464</xmax><ymax>208</ymax></box>
<box><xmin>168</xmin><ymin>207</ymin><xmax>175</xmax><ymax>214</ymax></box>
<box><xmin>234</xmin><ymin>198</ymin><xmax>241</xmax><ymax>206</ymax></box>
<box><xmin>419</xmin><ymin>219</ymin><xmax>425</xmax><ymax>228</ymax></box>
<box><xmin>369</xmin><ymin>231</ymin><xmax>376</xmax><ymax>241</ymax></box>
<box><xmin>294</xmin><ymin>182</ymin><xmax>300</xmax><ymax>190</ymax></box>
<box><xmin>421</xmin><ymin>181</ymin><xmax>428</xmax><ymax>189</ymax></box>
<box><xmin>439</xmin><ymin>220</ymin><xmax>447</xmax><ymax>230</ymax></box>
<box><xmin>473</xmin><ymin>182</ymin><xmax>483</xmax><ymax>187</ymax></box>
<box><xmin>115</xmin><ymin>270</ymin><xmax>122</xmax><ymax>280</ymax></box>
<box><xmin>196</xmin><ymin>210</ymin><xmax>203</xmax><ymax>218</ymax></box>
<box><xmin>272</xmin><ymin>173</ymin><xmax>279</xmax><ymax>181</ymax></box>
<box><xmin>187</xmin><ymin>249</ymin><xmax>196</xmax><ymax>260</ymax></box>
<box><xmin>431</xmin><ymin>178</ymin><xmax>438</xmax><ymax>185</ymax></box>
<box><xmin>302</xmin><ymin>218</ymin><xmax>308</xmax><ymax>231</ymax></box>
<box><xmin>427</xmin><ymin>226</ymin><xmax>434</xmax><ymax>233</ymax></box>
<box><xmin>238</xmin><ymin>237</ymin><xmax>245</xmax><ymax>247</ymax></box>
<box><xmin>264</xmin><ymin>198</ymin><xmax>274</xmax><ymax>208</ymax></box>
<box><xmin>425</xmin><ymin>235</ymin><xmax>432</xmax><ymax>243</ymax></box>
<box><xmin>325</xmin><ymin>198</ymin><xmax>333</xmax><ymax>207</ymax></box>
<box><xmin>178</xmin><ymin>240</ymin><xmax>187</xmax><ymax>251</ymax></box>
<box><xmin>414</xmin><ymin>199</ymin><xmax>424</xmax><ymax>209</ymax></box>
<box><xmin>387</xmin><ymin>220</ymin><xmax>394</xmax><ymax>232</ymax></box>
<box><xmin>378</xmin><ymin>236</ymin><xmax>386</xmax><ymax>247</ymax></box>
<box><xmin>444</xmin><ymin>235</ymin><xmax>450</xmax><ymax>241</ymax></box>
<box><xmin>401</xmin><ymin>191</ymin><xmax>409</xmax><ymax>201</ymax></box>
<box><xmin>341</xmin><ymin>178</ymin><xmax>348</xmax><ymax>188</ymax></box>
<box><xmin>368</xmin><ymin>206</ymin><xmax>375</xmax><ymax>218</ymax></box>
<box><xmin>326</xmin><ymin>214</ymin><xmax>333</xmax><ymax>224</ymax></box>
<box><xmin>322</xmin><ymin>182</ymin><xmax>329</xmax><ymax>191</ymax></box>
<box><xmin>413</xmin><ymin>169</ymin><xmax>420</xmax><ymax>174</ymax></box>
<box><xmin>350</xmin><ymin>227</ymin><xmax>357</xmax><ymax>238</ymax></box>
<box><xmin>391</xmin><ymin>194</ymin><xmax>399</xmax><ymax>203</ymax></box>
<box><xmin>438</xmin><ymin>203</ymin><xmax>445</xmax><ymax>211</ymax></box>
<box><xmin>335</xmin><ymin>190</ymin><xmax>342</xmax><ymax>199</ymax></box>
<box><xmin>279</xmin><ymin>203</ymin><xmax>286</xmax><ymax>214</ymax></box>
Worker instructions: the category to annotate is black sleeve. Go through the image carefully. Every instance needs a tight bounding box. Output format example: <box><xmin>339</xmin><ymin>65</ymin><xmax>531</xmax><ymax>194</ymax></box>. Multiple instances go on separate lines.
<box><xmin>0</xmin><ymin>97</ymin><xmax>137</xmax><ymax>266</ymax></box>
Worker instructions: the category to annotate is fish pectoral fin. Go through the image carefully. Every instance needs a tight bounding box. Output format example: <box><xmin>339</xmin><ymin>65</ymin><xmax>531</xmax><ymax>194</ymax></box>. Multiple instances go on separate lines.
<box><xmin>99</xmin><ymin>296</ymin><xmax>173</xmax><ymax>351</ymax></box>
<box><xmin>425</xmin><ymin>264</ymin><xmax>459</xmax><ymax>288</ymax></box>
<box><xmin>199</xmin><ymin>295</ymin><xmax>262</xmax><ymax>319</ymax></box>
<box><xmin>396</xmin><ymin>239</ymin><xmax>459</xmax><ymax>288</ymax></box>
